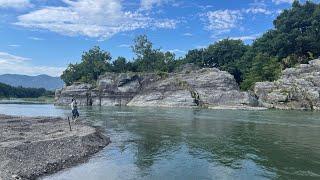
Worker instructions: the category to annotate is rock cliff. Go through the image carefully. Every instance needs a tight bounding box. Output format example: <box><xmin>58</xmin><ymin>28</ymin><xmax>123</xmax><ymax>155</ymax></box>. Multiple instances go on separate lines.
<box><xmin>55</xmin><ymin>67</ymin><xmax>258</xmax><ymax>108</ymax></box>
<box><xmin>255</xmin><ymin>59</ymin><xmax>320</xmax><ymax>110</ymax></box>
<box><xmin>55</xmin><ymin>83</ymin><xmax>92</xmax><ymax>106</ymax></box>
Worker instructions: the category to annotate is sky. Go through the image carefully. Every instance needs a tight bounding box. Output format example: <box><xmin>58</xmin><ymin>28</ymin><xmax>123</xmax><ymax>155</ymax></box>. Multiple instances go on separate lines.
<box><xmin>0</xmin><ymin>0</ymin><xmax>319</xmax><ymax>77</ymax></box>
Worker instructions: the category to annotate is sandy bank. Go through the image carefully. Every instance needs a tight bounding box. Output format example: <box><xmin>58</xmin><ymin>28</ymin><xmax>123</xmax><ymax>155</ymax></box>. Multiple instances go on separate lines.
<box><xmin>0</xmin><ymin>114</ymin><xmax>110</xmax><ymax>180</ymax></box>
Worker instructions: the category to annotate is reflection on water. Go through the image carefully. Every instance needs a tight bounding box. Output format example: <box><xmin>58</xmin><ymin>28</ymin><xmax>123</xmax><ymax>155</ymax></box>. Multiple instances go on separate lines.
<box><xmin>1</xmin><ymin>104</ymin><xmax>320</xmax><ymax>179</ymax></box>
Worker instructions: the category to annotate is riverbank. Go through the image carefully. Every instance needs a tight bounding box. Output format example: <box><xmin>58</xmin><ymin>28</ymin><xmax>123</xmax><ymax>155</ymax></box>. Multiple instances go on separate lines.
<box><xmin>0</xmin><ymin>97</ymin><xmax>54</xmax><ymax>104</ymax></box>
<box><xmin>0</xmin><ymin>114</ymin><xmax>110</xmax><ymax>180</ymax></box>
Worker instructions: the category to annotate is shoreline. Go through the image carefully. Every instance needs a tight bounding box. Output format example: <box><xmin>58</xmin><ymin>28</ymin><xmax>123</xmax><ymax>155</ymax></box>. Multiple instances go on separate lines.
<box><xmin>0</xmin><ymin>114</ymin><xmax>110</xmax><ymax>180</ymax></box>
<box><xmin>0</xmin><ymin>99</ymin><xmax>53</xmax><ymax>105</ymax></box>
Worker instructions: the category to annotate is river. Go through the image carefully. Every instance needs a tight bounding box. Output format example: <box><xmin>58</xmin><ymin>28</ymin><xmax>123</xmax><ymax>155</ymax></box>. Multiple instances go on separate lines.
<box><xmin>0</xmin><ymin>104</ymin><xmax>320</xmax><ymax>180</ymax></box>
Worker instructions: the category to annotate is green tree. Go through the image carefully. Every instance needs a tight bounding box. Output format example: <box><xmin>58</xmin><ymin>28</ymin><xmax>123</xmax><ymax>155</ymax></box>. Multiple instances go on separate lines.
<box><xmin>237</xmin><ymin>1</ymin><xmax>320</xmax><ymax>89</ymax></box>
<box><xmin>61</xmin><ymin>46</ymin><xmax>112</xmax><ymax>85</ymax></box>
<box><xmin>60</xmin><ymin>63</ymin><xmax>82</xmax><ymax>86</ymax></box>
<box><xmin>112</xmin><ymin>56</ymin><xmax>128</xmax><ymax>73</ymax></box>
<box><xmin>184</xmin><ymin>39</ymin><xmax>248</xmax><ymax>83</ymax></box>
<box><xmin>0</xmin><ymin>82</ymin><xmax>48</xmax><ymax>98</ymax></box>
<box><xmin>164</xmin><ymin>52</ymin><xmax>177</xmax><ymax>73</ymax></box>
<box><xmin>131</xmin><ymin>35</ymin><xmax>155</xmax><ymax>72</ymax></box>
<box><xmin>184</xmin><ymin>49</ymin><xmax>205</xmax><ymax>67</ymax></box>
<box><xmin>81</xmin><ymin>46</ymin><xmax>112</xmax><ymax>81</ymax></box>
<box><xmin>206</xmin><ymin>39</ymin><xmax>248</xmax><ymax>68</ymax></box>
<box><xmin>206</xmin><ymin>39</ymin><xmax>248</xmax><ymax>83</ymax></box>
<box><xmin>241</xmin><ymin>53</ymin><xmax>281</xmax><ymax>90</ymax></box>
<box><xmin>131</xmin><ymin>35</ymin><xmax>178</xmax><ymax>72</ymax></box>
<box><xmin>251</xmin><ymin>1</ymin><xmax>320</xmax><ymax>60</ymax></box>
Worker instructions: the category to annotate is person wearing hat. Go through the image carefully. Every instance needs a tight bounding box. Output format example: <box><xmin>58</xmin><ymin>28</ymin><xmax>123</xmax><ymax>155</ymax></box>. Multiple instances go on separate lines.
<box><xmin>71</xmin><ymin>97</ymin><xmax>79</xmax><ymax>122</ymax></box>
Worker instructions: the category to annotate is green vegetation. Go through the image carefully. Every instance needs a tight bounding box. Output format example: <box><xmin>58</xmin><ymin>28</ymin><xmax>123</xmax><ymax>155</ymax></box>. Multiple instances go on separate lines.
<box><xmin>61</xmin><ymin>35</ymin><xmax>181</xmax><ymax>86</ymax></box>
<box><xmin>237</xmin><ymin>0</ymin><xmax>320</xmax><ymax>89</ymax></box>
<box><xmin>61</xmin><ymin>1</ymin><xmax>320</xmax><ymax>90</ymax></box>
<box><xmin>61</xmin><ymin>46</ymin><xmax>112</xmax><ymax>86</ymax></box>
<box><xmin>184</xmin><ymin>39</ymin><xmax>248</xmax><ymax>83</ymax></box>
<box><xmin>0</xmin><ymin>82</ymin><xmax>54</xmax><ymax>99</ymax></box>
<box><xmin>240</xmin><ymin>53</ymin><xmax>281</xmax><ymax>90</ymax></box>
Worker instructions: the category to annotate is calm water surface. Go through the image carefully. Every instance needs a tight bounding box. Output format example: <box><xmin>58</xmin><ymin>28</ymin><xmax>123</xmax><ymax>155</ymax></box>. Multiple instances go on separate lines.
<box><xmin>1</xmin><ymin>104</ymin><xmax>320</xmax><ymax>180</ymax></box>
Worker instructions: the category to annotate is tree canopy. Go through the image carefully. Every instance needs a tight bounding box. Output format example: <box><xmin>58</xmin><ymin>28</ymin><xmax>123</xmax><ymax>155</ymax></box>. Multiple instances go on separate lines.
<box><xmin>131</xmin><ymin>35</ymin><xmax>177</xmax><ymax>72</ymax></box>
<box><xmin>235</xmin><ymin>1</ymin><xmax>320</xmax><ymax>89</ymax></box>
<box><xmin>61</xmin><ymin>36</ymin><xmax>181</xmax><ymax>85</ymax></box>
<box><xmin>0</xmin><ymin>82</ymin><xmax>52</xmax><ymax>98</ymax></box>
<box><xmin>61</xmin><ymin>46</ymin><xmax>112</xmax><ymax>86</ymax></box>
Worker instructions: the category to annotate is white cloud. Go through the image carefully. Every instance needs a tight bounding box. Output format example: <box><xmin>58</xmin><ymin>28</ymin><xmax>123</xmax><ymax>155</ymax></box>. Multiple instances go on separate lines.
<box><xmin>227</xmin><ymin>34</ymin><xmax>261</xmax><ymax>41</ymax></box>
<box><xmin>244</xmin><ymin>8</ymin><xmax>272</xmax><ymax>15</ymax></box>
<box><xmin>28</xmin><ymin>37</ymin><xmax>44</xmax><ymax>41</ymax></box>
<box><xmin>0</xmin><ymin>52</ymin><xmax>30</xmax><ymax>62</ymax></box>
<box><xmin>141</xmin><ymin>0</ymin><xmax>162</xmax><ymax>10</ymax></box>
<box><xmin>272</xmin><ymin>0</ymin><xmax>294</xmax><ymax>5</ymax></box>
<box><xmin>15</xmin><ymin>0</ymin><xmax>146</xmax><ymax>40</ymax></box>
<box><xmin>168</xmin><ymin>49</ymin><xmax>186</xmax><ymax>53</ymax></box>
<box><xmin>9</xmin><ymin>44</ymin><xmax>21</xmax><ymax>47</ymax></box>
<box><xmin>203</xmin><ymin>10</ymin><xmax>242</xmax><ymax>34</ymax></box>
<box><xmin>0</xmin><ymin>52</ymin><xmax>64</xmax><ymax>77</ymax></box>
<box><xmin>140</xmin><ymin>0</ymin><xmax>172</xmax><ymax>10</ymax></box>
<box><xmin>198</xmin><ymin>5</ymin><xmax>213</xmax><ymax>10</ymax></box>
<box><xmin>117</xmin><ymin>44</ymin><xmax>131</xmax><ymax>48</ymax></box>
<box><xmin>0</xmin><ymin>0</ymin><xmax>32</xmax><ymax>9</ymax></box>
<box><xmin>250</xmin><ymin>1</ymin><xmax>267</xmax><ymax>8</ymax></box>
<box><xmin>244</xmin><ymin>1</ymin><xmax>273</xmax><ymax>15</ymax></box>
<box><xmin>276</xmin><ymin>9</ymin><xmax>283</xmax><ymax>14</ymax></box>
<box><xmin>153</xmin><ymin>19</ymin><xmax>178</xmax><ymax>29</ymax></box>
<box><xmin>15</xmin><ymin>0</ymin><xmax>177</xmax><ymax>40</ymax></box>
<box><xmin>183</xmin><ymin>33</ymin><xmax>193</xmax><ymax>36</ymax></box>
<box><xmin>202</xmin><ymin>5</ymin><xmax>274</xmax><ymax>37</ymax></box>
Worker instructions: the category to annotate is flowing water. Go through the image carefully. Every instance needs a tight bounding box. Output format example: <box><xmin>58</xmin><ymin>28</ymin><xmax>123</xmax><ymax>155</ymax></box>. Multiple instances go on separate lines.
<box><xmin>1</xmin><ymin>104</ymin><xmax>320</xmax><ymax>180</ymax></box>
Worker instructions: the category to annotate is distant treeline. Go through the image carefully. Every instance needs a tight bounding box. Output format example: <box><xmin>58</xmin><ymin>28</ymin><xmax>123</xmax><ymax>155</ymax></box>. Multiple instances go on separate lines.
<box><xmin>0</xmin><ymin>82</ymin><xmax>54</xmax><ymax>98</ymax></box>
<box><xmin>61</xmin><ymin>1</ymin><xmax>320</xmax><ymax>90</ymax></box>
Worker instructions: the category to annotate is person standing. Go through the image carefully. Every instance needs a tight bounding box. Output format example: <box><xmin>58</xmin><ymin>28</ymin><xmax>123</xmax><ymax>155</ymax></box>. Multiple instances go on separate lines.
<box><xmin>71</xmin><ymin>97</ymin><xmax>79</xmax><ymax>122</ymax></box>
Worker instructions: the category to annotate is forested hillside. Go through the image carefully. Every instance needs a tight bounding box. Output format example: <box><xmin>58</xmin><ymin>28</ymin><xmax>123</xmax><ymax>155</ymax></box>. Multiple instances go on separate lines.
<box><xmin>61</xmin><ymin>1</ymin><xmax>320</xmax><ymax>90</ymax></box>
<box><xmin>0</xmin><ymin>82</ymin><xmax>54</xmax><ymax>98</ymax></box>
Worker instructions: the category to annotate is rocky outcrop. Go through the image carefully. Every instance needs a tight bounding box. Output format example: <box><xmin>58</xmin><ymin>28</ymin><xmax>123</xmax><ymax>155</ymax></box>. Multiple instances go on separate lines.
<box><xmin>0</xmin><ymin>114</ymin><xmax>109</xmax><ymax>180</ymax></box>
<box><xmin>55</xmin><ymin>83</ymin><xmax>92</xmax><ymax>106</ymax></box>
<box><xmin>55</xmin><ymin>67</ymin><xmax>258</xmax><ymax>108</ymax></box>
<box><xmin>127</xmin><ymin>68</ymin><xmax>257</xmax><ymax>108</ymax></box>
<box><xmin>255</xmin><ymin>59</ymin><xmax>320</xmax><ymax>110</ymax></box>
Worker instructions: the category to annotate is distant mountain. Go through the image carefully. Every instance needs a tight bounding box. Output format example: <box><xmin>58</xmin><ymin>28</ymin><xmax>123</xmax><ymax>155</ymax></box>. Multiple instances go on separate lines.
<box><xmin>0</xmin><ymin>74</ymin><xmax>64</xmax><ymax>90</ymax></box>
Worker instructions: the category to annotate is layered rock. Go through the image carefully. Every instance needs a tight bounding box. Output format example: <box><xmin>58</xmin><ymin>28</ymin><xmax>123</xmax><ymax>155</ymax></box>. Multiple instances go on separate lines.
<box><xmin>55</xmin><ymin>67</ymin><xmax>258</xmax><ymax>108</ymax></box>
<box><xmin>127</xmin><ymin>68</ymin><xmax>257</xmax><ymax>108</ymax></box>
<box><xmin>255</xmin><ymin>59</ymin><xmax>320</xmax><ymax>110</ymax></box>
<box><xmin>55</xmin><ymin>83</ymin><xmax>92</xmax><ymax>106</ymax></box>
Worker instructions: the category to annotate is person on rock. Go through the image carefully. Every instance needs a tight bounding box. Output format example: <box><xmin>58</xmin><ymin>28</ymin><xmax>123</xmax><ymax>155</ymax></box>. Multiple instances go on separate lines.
<box><xmin>71</xmin><ymin>97</ymin><xmax>79</xmax><ymax>122</ymax></box>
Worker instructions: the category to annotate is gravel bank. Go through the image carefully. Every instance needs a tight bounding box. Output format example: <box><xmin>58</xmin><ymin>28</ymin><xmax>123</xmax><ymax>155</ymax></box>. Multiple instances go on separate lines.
<box><xmin>0</xmin><ymin>114</ymin><xmax>110</xmax><ymax>180</ymax></box>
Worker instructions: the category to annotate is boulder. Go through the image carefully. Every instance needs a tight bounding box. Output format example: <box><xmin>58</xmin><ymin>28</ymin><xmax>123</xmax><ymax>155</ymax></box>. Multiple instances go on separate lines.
<box><xmin>254</xmin><ymin>59</ymin><xmax>320</xmax><ymax>110</ymax></box>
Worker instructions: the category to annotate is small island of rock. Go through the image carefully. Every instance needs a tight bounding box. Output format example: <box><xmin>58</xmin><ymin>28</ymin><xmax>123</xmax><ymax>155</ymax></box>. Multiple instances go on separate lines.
<box><xmin>0</xmin><ymin>114</ymin><xmax>110</xmax><ymax>180</ymax></box>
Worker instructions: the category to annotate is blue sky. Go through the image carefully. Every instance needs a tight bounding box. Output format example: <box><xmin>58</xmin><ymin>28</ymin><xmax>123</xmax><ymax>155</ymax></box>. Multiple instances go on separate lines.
<box><xmin>0</xmin><ymin>0</ymin><xmax>318</xmax><ymax>77</ymax></box>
